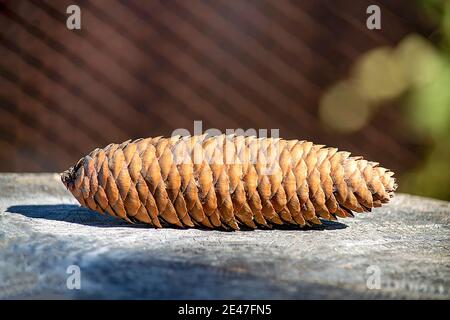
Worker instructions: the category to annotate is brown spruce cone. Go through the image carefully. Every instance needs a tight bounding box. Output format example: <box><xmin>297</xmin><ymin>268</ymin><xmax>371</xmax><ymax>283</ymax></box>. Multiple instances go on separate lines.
<box><xmin>61</xmin><ymin>135</ymin><xmax>397</xmax><ymax>230</ymax></box>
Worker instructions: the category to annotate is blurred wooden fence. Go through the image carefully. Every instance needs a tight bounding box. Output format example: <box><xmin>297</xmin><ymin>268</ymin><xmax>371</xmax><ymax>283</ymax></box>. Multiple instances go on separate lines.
<box><xmin>0</xmin><ymin>0</ymin><xmax>431</xmax><ymax>172</ymax></box>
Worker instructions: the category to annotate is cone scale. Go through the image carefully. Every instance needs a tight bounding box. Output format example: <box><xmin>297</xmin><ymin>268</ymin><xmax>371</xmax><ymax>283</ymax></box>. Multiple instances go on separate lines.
<box><xmin>61</xmin><ymin>135</ymin><xmax>397</xmax><ymax>230</ymax></box>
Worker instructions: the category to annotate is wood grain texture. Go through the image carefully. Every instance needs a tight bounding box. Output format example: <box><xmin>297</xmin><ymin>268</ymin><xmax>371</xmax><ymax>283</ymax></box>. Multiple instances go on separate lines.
<box><xmin>1</xmin><ymin>174</ymin><xmax>448</xmax><ymax>299</ymax></box>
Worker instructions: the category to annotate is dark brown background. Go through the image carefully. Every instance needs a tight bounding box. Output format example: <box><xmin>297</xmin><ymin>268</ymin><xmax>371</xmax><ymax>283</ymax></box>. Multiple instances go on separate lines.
<box><xmin>0</xmin><ymin>1</ymin><xmax>433</xmax><ymax>177</ymax></box>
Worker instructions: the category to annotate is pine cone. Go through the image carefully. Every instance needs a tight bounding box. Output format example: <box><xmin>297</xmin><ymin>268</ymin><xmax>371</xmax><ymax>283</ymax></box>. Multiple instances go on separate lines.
<box><xmin>61</xmin><ymin>135</ymin><xmax>397</xmax><ymax>230</ymax></box>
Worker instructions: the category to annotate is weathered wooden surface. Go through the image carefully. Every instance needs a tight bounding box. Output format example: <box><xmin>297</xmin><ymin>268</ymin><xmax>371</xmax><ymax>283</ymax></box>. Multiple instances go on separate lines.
<box><xmin>0</xmin><ymin>173</ymin><xmax>449</xmax><ymax>299</ymax></box>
